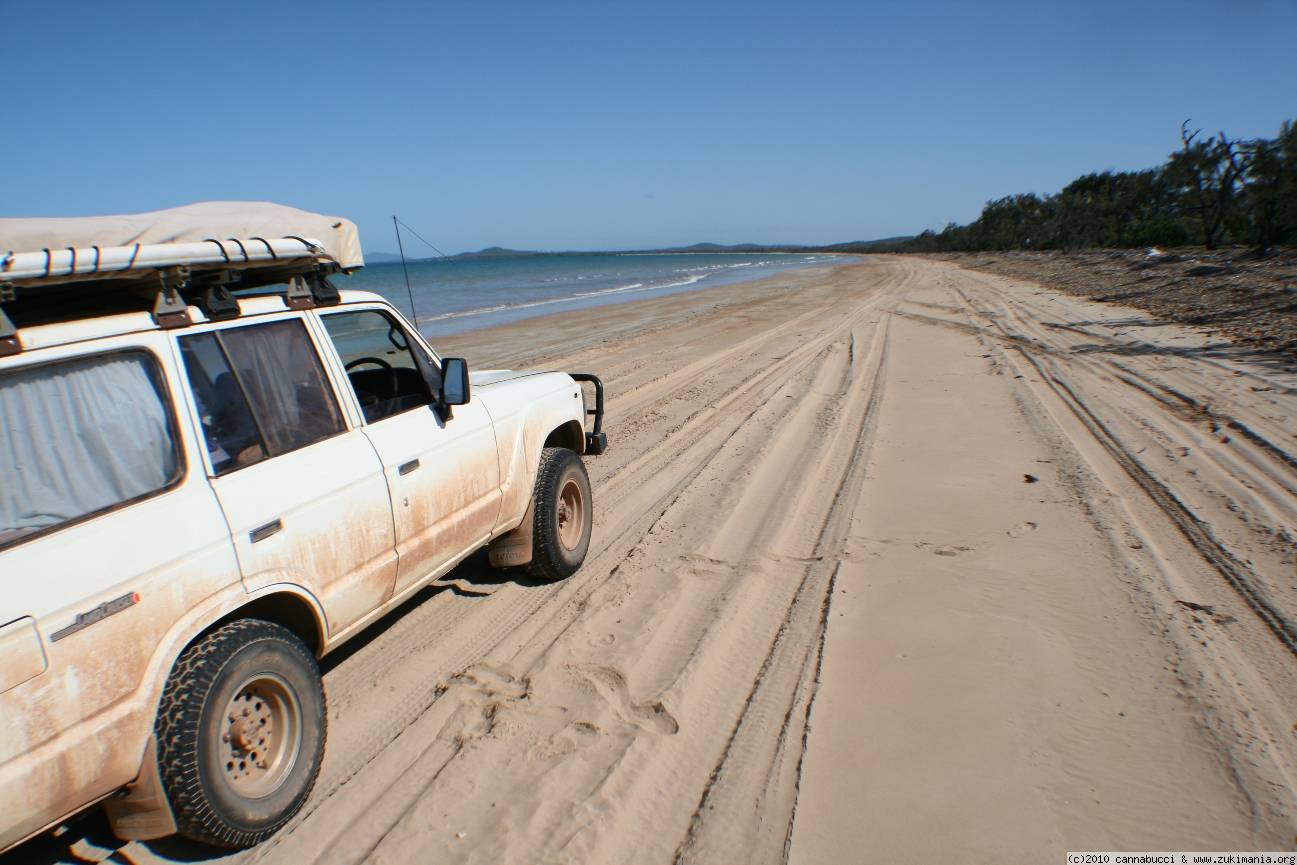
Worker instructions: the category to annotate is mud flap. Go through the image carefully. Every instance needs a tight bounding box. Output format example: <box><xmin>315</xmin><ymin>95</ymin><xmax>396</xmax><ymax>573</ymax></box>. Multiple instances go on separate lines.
<box><xmin>102</xmin><ymin>735</ymin><xmax>177</xmax><ymax>841</ymax></box>
<box><xmin>488</xmin><ymin>499</ymin><xmax>535</xmax><ymax>568</ymax></box>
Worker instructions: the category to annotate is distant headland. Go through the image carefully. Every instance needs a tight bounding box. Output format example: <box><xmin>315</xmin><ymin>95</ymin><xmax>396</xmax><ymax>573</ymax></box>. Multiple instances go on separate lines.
<box><xmin>365</xmin><ymin>238</ymin><xmax>914</xmax><ymax>263</ymax></box>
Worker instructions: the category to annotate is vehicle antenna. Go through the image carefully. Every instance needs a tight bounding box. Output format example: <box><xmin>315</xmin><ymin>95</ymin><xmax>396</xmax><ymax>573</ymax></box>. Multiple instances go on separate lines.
<box><xmin>393</xmin><ymin>217</ymin><xmax>452</xmax><ymax>260</ymax></box>
<box><xmin>392</xmin><ymin>215</ymin><xmax>418</xmax><ymax>326</ymax></box>
<box><xmin>392</xmin><ymin>216</ymin><xmax>453</xmax><ymax>332</ymax></box>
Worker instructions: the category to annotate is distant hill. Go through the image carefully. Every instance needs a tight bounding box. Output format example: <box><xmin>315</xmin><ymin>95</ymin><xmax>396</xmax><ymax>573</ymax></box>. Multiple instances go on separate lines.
<box><xmin>364</xmin><ymin>237</ymin><xmax>914</xmax><ymax>261</ymax></box>
<box><xmin>817</xmin><ymin>236</ymin><xmax>914</xmax><ymax>253</ymax></box>
<box><xmin>645</xmin><ymin>242</ymin><xmax>802</xmax><ymax>253</ymax></box>
<box><xmin>454</xmin><ymin>246</ymin><xmax>541</xmax><ymax>259</ymax></box>
<box><xmin>627</xmin><ymin>237</ymin><xmax>914</xmax><ymax>254</ymax></box>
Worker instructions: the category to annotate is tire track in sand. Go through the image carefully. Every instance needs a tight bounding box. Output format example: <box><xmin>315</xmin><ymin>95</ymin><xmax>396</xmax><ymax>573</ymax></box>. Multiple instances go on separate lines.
<box><xmin>247</xmin><ymin>265</ymin><xmax>911</xmax><ymax>865</ymax></box>
<box><xmin>942</xmin><ymin>279</ymin><xmax>1297</xmax><ymax>659</ymax></box>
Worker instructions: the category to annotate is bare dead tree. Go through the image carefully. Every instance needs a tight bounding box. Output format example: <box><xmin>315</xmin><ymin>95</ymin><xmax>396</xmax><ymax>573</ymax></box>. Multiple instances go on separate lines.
<box><xmin>1171</xmin><ymin>119</ymin><xmax>1245</xmax><ymax>249</ymax></box>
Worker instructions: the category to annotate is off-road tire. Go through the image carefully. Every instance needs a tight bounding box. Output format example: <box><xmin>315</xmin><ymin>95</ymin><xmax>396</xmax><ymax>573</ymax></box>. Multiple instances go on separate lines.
<box><xmin>528</xmin><ymin>447</ymin><xmax>593</xmax><ymax>581</ymax></box>
<box><xmin>154</xmin><ymin>619</ymin><xmax>326</xmax><ymax>849</ymax></box>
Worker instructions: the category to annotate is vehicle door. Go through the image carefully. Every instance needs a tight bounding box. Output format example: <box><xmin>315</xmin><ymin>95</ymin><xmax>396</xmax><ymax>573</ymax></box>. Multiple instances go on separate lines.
<box><xmin>175</xmin><ymin>315</ymin><xmax>398</xmax><ymax>635</ymax></box>
<box><xmin>0</xmin><ymin>336</ymin><xmax>240</xmax><ymax>846</ymax></box>
<box><xmin>316</xmin><ymin>307</ymin><xmax>501</xmax><ymax>594</ymax></box>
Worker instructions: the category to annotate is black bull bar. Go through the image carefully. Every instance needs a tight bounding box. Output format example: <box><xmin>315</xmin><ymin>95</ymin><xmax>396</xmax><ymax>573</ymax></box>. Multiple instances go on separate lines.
<box><xmin>569</xmin><ymin>373</ymin><xmax>607</xmax><ymax>455</ymax></box>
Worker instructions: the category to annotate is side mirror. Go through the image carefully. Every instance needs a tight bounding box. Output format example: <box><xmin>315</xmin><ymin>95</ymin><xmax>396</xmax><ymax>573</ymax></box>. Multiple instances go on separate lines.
<box><xmin>442</xmin><ymin>357</ymin><xmax>470</xmax><ymax>406</ymax></box>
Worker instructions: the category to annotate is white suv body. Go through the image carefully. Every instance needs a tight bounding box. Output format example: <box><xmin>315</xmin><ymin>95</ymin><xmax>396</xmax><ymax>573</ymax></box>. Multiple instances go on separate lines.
<box><xmin>0</xmin><ymin>205</ymin><xmax>605</xmax><ymax>852</ymax></box>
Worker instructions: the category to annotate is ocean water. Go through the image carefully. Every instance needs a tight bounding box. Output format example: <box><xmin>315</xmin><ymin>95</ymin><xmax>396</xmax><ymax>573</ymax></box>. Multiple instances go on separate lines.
<box><xmin>338</xmin><ymin>252</ymin><xmax>840</xmax><ymax>338</ymax></box>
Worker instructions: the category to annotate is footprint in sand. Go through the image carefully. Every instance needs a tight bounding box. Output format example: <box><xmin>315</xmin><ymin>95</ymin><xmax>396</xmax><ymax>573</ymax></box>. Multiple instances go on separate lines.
<box><xmin>568</xmin><ymin>720</ymin><xmax>600</xmax><ymax>741</ymax></box>
<box><xmin>529</xmin><ymin>721</ymin><xmax>603</xmax><ymax>763</ymax></box>
<box><xmin>1007</xmin><ymin>521</ymin><xmax>1039</xmax><ymax>538</ymax></box>
<box><xmin>576</xmin><ymin>665</ymin><xmax>679</xmax><ymax>735</ymax></box>
<box><xmin>934</xmin><ymin>545</ymin><xmax>974</xmax><ymax>557</ymax></box>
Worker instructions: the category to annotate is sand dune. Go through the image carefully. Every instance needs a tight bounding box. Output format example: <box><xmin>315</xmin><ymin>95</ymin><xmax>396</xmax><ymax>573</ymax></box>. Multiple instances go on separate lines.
<box><xmin>25</xmin><ymin>257</ymin><xmax>1297</xmax><ymax>864</ymax></box>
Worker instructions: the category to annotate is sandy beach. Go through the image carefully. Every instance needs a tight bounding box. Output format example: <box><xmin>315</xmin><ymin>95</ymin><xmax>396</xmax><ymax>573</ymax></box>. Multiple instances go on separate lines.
<box><xmin>22</xmin><ymin>256</ymin><xmax>1297</xmax><ymax>864</ymax></box>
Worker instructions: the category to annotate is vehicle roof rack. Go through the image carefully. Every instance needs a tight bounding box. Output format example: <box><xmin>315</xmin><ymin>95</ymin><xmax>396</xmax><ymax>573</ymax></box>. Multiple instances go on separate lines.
<box><xmin>1</xmin><ymin>202</ymin><xmax>364</xmax><ymax>355</ymax></box>
<box><xmin>0</xmin><ymin>237</ymin><xmax>347</xmax><ymax>351</ymax></box>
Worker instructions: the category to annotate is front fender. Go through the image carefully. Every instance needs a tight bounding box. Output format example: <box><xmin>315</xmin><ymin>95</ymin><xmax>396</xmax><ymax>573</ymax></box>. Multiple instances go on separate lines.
<box><xmin>476</xmin><ymin>372</ymin><xmax>586</xmax><ymax>533</ymax></box>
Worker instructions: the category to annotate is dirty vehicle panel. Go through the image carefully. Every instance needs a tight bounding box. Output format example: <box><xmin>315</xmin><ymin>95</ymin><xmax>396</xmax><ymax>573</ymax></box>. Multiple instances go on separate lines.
<box><xmin>0</xmin><ymin>205</ymin><xmax>604</xmax><ymax>855</ymax></box>
<box><xmin>0</xmin><ymin>329</ymin><xmax>243</xmax><ymax>847</ymax></box>
<box><xmin>470</xmin><ymin>369</ymin><xmax>593</xmax><ymax>533</ymax></box>
<box><xmin>176</xmin><ymin>312</ymin><xmax>401</xmax><ymax>633</ymax></box>
<box><xmin>315</xmin><ymin>305</ymin><xmax>503</xmax><ymax>596</ymax></box>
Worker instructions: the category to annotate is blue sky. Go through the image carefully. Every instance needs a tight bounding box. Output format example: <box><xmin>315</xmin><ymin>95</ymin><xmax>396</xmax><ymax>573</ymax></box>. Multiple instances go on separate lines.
<box><xmin>5</xmin><ymin>0</ymin><xmax>1295</xmax><ymax>253</ymax></box>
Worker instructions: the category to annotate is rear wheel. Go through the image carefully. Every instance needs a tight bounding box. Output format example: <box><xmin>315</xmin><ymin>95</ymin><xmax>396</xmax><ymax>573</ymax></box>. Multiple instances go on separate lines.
<box><xmin>528</xmin><ymin>447</ymin><xmax>593</xmax><ymax>581</ymax></box>
<box><xmin>154</xmin><ymin>619</ymin><xmax>326</xmax><ymax>849</ymax></box>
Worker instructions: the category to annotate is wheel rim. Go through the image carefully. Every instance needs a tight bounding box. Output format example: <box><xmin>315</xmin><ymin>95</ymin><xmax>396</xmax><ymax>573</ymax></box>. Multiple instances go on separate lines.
<box><xmin>218</xmin><ymin>672</ymin><xmax>302</xmax><ymax>799</ymax></box>
<box><xmin>556</xmin><ymin>478</ymin><xmax>585</xmax><ymax>551</ymax></box>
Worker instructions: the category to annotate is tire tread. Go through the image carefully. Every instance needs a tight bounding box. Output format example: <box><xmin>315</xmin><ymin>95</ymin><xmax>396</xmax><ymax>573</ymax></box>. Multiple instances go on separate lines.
<box><xmin>527</xmin><ymin>447</ymin><xmax>591</xmax><ymax>581</ymax></box>
<box><xmin>154</xmin><ymin>619</ymin><xmax>324</xmax><ymax>849</ymax></box>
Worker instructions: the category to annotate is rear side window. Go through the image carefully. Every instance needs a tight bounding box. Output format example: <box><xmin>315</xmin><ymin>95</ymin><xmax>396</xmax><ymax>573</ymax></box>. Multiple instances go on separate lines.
<box><xmin>179</xmin><ymin>319</ymin><xmax>345</xmax><ymax>475</ymax></box>
<box><xmin>0</xmin><ymin>351</ymin><xmax>181</xmax><ymax>548</ymax></box>
<box><xmin>179</xmin><ymin>335</ymin><xmax>267</xmax><ymax>474</ymax></box>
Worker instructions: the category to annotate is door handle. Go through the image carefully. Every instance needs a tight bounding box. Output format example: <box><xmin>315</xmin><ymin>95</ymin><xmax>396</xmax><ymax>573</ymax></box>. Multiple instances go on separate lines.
<box><xmin>398</xmin><ymin>459</ymin><xmax>421</xmax><ymax>476</ymax></box>
<box><xmin>249</xmin><ymin>519</ymin><xmax>283</xmax><ymax>543</ymax></box>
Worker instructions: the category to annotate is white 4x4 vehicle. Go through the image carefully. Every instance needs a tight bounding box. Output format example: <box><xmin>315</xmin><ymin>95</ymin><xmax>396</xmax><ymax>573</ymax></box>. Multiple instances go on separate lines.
<box><xmin>0</xmin><ymin>203</ymin><xmax>607</xmax><ymax>852</ymax></box>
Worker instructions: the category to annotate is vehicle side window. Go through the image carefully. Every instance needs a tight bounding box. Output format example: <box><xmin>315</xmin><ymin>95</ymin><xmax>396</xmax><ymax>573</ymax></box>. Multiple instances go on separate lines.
<box><xmin>179</xmin><ymin>334</ymin><xmax>269</xmax><ymax>474</ymax></box>
<box><xmin>0</xmin><ymin>351</ymin><xmax>181</xmax><ymax>548</ymax></box>
<box><xmin>320</xmin><ymin>310</ymin><xmax>438</xmax><ymax>424</ymax></box>
<box><xmin>179</xmin><ymin>320</ymin><xmax>345</xmax><ymax>474</ymax></box>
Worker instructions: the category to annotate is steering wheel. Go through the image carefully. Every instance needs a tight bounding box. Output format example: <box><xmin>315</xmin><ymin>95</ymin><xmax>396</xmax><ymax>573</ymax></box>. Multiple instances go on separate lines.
<box><xmin>345</xmin><ymin>356</ymin><xmax>394</xmax><ymax>372</ymax></box>
<box><xmin>344</xmin><ymin>356</ymin><xmax>400</xmax><ymax>417</ymax></box>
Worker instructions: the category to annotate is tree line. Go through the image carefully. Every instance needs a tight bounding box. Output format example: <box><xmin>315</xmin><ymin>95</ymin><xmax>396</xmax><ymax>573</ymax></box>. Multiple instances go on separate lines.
<box><xmin>893</xmin><ymin>117</ymin><xmax>1297</xmax><ymax>256</ymax></box>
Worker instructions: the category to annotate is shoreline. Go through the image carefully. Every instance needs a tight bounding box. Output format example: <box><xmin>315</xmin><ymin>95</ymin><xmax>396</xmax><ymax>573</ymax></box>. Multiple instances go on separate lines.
<box><xmin>431</xmin><ymin>258</ymin><xmax>865</xmax><ymax>368</ymax></box>
<box><xmin>350</xmin><ymin>253</ymin><xmax>855</xmax><ymax>340</ymax></box>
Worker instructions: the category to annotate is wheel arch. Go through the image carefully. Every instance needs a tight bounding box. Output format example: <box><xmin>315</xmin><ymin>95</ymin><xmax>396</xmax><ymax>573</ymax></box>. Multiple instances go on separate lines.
<box><xmin>543</xmin><ymin>419</ymin><xmax>585</xmax><ymax>455</ymax></box>
<box><xmin>208</xmin><ymin>588</ymin><xmax>327</xmax><ymax>656</ymax></box>
<box><xmin>107</xmin><ymin>584</ymin><xmax>328</xmax><ymax>842</ymax></box>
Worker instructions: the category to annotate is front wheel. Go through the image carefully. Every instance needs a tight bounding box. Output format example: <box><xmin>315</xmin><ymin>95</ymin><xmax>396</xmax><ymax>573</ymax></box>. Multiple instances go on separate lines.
<box><xmin>154</xmin><ymin>619</ymin><xmax>326</xmax><ymax>848</ymax></box>
<box><xmin>528</xmin><ymin>447</ymin><xmax>593</xmax><ymax>581</ymax></box>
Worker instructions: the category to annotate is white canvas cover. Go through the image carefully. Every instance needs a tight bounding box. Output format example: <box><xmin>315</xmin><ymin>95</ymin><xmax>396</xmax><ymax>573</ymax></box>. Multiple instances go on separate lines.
<box><xmin>0</xmin><ymin>201</ymin><xmax>363</xmax><ymax>270</ymax></box>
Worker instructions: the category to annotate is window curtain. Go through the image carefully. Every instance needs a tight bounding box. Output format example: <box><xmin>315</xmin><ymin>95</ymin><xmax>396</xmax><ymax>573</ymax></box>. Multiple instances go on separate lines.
<box><xmin>0</xmin><ymin>354</ymin><xmax>178</xmax><ymax>542</ymax></box>
<box><xmin>220</xmin><ymin>322</ymin><xmax>342</xmax><ymax>454</ymax></box>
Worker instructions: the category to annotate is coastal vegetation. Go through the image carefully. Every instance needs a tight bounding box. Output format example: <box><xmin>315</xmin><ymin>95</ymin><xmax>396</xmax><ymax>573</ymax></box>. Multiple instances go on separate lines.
<box><xmin>373</xmin><ymin>117</ymin><xmax>1293</xmax><ymax>262</ymax></box>
<box><xmin>891</xmin><ymin>117</ymin><xmax>1297</xmax><ymax>256</ymax></box>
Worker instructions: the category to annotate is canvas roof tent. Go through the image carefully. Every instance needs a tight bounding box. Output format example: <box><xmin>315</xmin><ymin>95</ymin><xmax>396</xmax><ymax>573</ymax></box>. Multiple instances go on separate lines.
<box><xmin>0</xmin><ymin>201</ymin><xmax>364</xmax><ymax>285</ymax></box>
<box><xmin>0</xmin><ymin>203</ymin><xmax>365</xmax><ymax>346</ymax></box>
